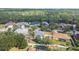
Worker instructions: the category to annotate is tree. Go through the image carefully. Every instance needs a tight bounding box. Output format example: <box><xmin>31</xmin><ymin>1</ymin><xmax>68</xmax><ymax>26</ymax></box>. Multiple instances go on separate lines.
<box><xmin>35</xmin><ymin>36</ymin><xmax>49</xmax><ymax>44</ymax></box>
<box><xmin>49</xmin><ymin>22</ymin><xmax>59</xmax><ymax>30</ymax></box>
<box><xmin>29</xmin><ymin>26</ymin><xmax>37</xmax><ymax>38</ymax></box>
<box><xmin>0</xmin><ymin>31</ymin><xmax>27</xmax><ymax>51</ymax></box>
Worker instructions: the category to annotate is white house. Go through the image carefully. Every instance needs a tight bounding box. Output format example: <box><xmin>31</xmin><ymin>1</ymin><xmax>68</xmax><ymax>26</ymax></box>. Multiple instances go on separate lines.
<box><xmin>14</xmin><ymin>28</ymin><xmax>29</xmax><ymax>35</ymax></box>
<box><xmin>16</xmin><ymin>22</ymin><xmax>29</xmax><ymax>28</ymax></box>
<box><xmin>15</xmin><ymin>22</ymin><xmax>29</xmax><ymax>35</ymax></box>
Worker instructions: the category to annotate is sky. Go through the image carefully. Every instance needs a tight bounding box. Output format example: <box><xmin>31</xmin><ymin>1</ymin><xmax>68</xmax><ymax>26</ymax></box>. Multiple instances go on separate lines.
<box><xmin>0</xmin><ymin>0</ymin><xmax>78</xmax><ymax>8</ymax></box>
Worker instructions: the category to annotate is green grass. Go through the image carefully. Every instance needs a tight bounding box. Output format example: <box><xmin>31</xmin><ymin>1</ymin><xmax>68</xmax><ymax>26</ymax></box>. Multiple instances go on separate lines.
<box><xmin>0</xmin><ymin>24</ymin><xmax>5</xmax><ymax>28</ymax></box>
<box><xmin>48</xmin><ymin>40</ymin><xmax>68</xmax><ymax>46</ymax></box>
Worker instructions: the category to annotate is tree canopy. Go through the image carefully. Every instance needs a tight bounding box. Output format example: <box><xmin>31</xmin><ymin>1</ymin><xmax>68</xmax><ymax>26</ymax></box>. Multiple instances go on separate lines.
<box><xmin>0</xmin><ymin>31</ymin><xmax>27</xmax><ymax>51</ymax></box>
<box><xmin>0</xmin><ymin>9</ymin><xmax>79</xmax><ymax>24</ymax></box>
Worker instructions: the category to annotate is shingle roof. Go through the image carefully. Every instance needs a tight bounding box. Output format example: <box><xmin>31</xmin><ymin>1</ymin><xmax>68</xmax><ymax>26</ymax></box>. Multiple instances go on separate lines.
<box><xmin>44</xmin><ymin>32</ymin><xmax>52</xmax><ymax>35</ymax></box>
<box><xmin>35</xmin><ymin>30</ymin><xmax>44</xmax><ymax>36</ymax></box>
<box><xmin>16</xmin><ymin>22</ymin><xmax>29</xmax><ymax>26</ymax></box>
<box><xmin>53</xmin><ymin>32</ymin><xmax>71</xmax><ymax>40</ymax></box>
<box><xmin>42</xmin><ymin>22</ymin><xmax>49</xmax><ymax>26</ymax></box>
<box><xmin>5</xmin><ymin>21</ymin><xmax>15</xmax><ymax>26</ymax></box>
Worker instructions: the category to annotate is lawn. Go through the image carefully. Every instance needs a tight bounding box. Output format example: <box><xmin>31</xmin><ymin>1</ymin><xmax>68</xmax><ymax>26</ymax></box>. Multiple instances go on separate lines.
<box><xmin>0</xmin><ymin>24</ymin><xmax>5</xmax><ymax>28</ymax></box>
<box><xmin>48</xmin><ymin>40</ymin><xmax>69</xmax><ymax>46</ymax></box>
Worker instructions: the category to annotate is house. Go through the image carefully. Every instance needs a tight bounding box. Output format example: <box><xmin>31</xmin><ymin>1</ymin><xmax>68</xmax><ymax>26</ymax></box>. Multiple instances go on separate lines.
<box><xmin>52</xmin><ymin>32</ymin><xmax>71</xmax><ymax>41</ymax></box>
<box><xmin>14</xmin><ymin>22</ymin><xmax>30</xmax><ymax>36</ymax></box>
<box><xmin>5</xmin><ymin>21</ymin><xmax>15</xmax><ymax>30</ymax></box>
<box><xmin>74</xmin><ymin>34</ymin><xmax>79</xmax><ymax>39</ymax></box>
<box><xmin>34</xmin><ymin>30</ymin><xmax>53</xmax><ymax>39</ymax></box>
<box><xmin>30</xmin><ymin>22</ymin><xmax>40</xmax><ymax>26</ymax></box>
<box><xmin>42</xmin><ymin>22</ymin><xmax>49</xmax><ymax>26</ymax></box>
<box><xmin>14</xmin><ymin>27</ymin><xmax>29</xmax><ymax>35</ymax></box>
<box><xmin>34</xmin><ymin>30</ymin><xmax>44</xmax><ymax>38</ymax></box>
<box><xmin>59</xmin><ymin>23</ymin><xmax>72</xmax><ymax>27</ymax></box>
<box><xmin>73</xmin><ymin>31</ymin><xmax>79</xmax><ymax>39</ymax></box>
<box><xmin>16</xmin><ymin>22</ymin><xmax>29</xmax><ymax>28</ymax></box>
<box><xmin>58</xmin><ymin>23</ymin><xmax>71</xmax><ymax>29</ymax></box>
<box><xmin>44</xmin><ymin>32</ymin><xmax>71</xmax><ymax>41</ymax></box>
<box><xmin>35</xmin><ymin>30</ymin><xmax>71</xmax><ymax>41</ymax></box>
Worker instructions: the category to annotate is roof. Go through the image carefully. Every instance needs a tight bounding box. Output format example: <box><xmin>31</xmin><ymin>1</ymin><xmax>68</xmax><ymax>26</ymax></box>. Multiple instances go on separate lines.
<box><xmin>59</xmin><ymin>23</ymin><xmax>72</xmax><ymax>26</ymax></box>
<box><xmin>53</xmin><ymin>32</ymin><xmax>71</xmax><ymax>40</ymax></box>
<box><xmin>74</xmin><ymin>34</ymin><xmax>79</xmax><ymax>39</ymax></box>
<box><xmin>14</xmin><ymin>28</ymin><xmax>28</xmax><ymax>35</ymax></box>
<box><xmin>5</xmin><ymin>21</ymin><xmax>15</xmax><ymax>26</ymax></box>
<box><xmin>42</xmin><ymin>22</ymin><xmax>49</xmax><ymax>26</ymax></box>
<box><xmin>30</xmin><ymin>22</ymin><xmax>40</xmax><ymax>26</ymax></box>
<box><xmin>35</xmin><ymin>30</ymin><xmax>44</xmax><ymax>36</ymax></box>
<box><xmin>44</xmin><ymin>32</ymin><xmax>53</xmax><ymax>35</ymax></box>
<box><xmin>16</xmin><ymin>22</ymin><xmax>29</xmax><ymax>26</ymax></box>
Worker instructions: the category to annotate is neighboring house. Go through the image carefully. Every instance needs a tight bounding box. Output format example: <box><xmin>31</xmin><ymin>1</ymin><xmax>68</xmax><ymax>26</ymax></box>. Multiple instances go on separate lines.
<box><xmin>14</xmin><ymin>27</ymin><xmax>29</xmax><ymax>35</ymax></box>
<box><xmin>44</xmin><ymin>32</ymin><xmax>71</xmax><ymax>41</ymax></box>
<box><xmin>52</xmin><ymin>32</ymin><xmax>71</xmax><ymax>41</ymax></box>
<box><xmin>58</xmin><ymin>23</ymin><xmax>73</xmax><ymax>30</ymax></box>
<box><xmin>35</xmin><ymin>30</ymin><xmax>52</xmax><ymax>39</ymax></box>
<box><xmin>74</xmin><ymin>34</ymin><xmax>79</xmax><ymax>39</ymax></box>
<box><xmin>35</xmin><ymin>30</ymin><xmax>71</xmax><ymax>41</ymax></box>
<box><xmin>42</xmin><ymin>22</ymin><xmax>49</xmax><ymax>26</ymax></box>
<box><xmin>5</xmin><ymin>21</ymin><xmax>15</xmax><ymax>30</ymax></box>
<box><xmin>30</xmin><ymin>22</ymin><xmax>40</xmax><ymax>26</ymax></box>
<box><xmin>34</xmin><ymin>30</ymin><xmax>44</xmax><ymax>38</ymax></box>
<box><xmin>73</xmin><ymin>31</ymin><xmax>79</xmax><ymax>39</ymax></box>
<box><xmin>16</xmin><ymin>22</ymin><xmax>29</xmax><ymax>28</ymax></box>
<box><xmin>59</xmin><ymin>23</ymin><xmax>72</xmax><ymax>27</ymax></box>
<box><xmin>14</xmin><ymin>22</ymin><xmax>30</xmax><ymax>35</ymax></box>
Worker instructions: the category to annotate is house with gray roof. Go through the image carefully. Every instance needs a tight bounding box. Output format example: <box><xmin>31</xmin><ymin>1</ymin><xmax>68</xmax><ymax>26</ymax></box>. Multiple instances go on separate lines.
<box><xmin>16</xmin><ymin>22</ymin><xmax>29</xmax><ymax>28</ymax></box>
<box><xmin>30</xmin><ymin>22</ymin><xmax>40</xmax><ymax>26</ymax></box>
<box><xmin>34</xmin><ymin>30</ymin><xmax>44</xmax><ymax>38</ymax></box>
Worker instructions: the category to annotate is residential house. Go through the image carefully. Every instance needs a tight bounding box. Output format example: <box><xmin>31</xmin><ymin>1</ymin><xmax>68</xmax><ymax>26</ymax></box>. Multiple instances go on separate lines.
<box><xmin>42</xmin><ymin>22</ymin><xmax>49</xmax><ymax>26</ymax></box>
<box><xmin>52</xmin><ymin>32</ymin><xmax>71</xmax><ymax>41</ymax></box>
<box><xmin>73</xmin><ymin>31</ymin><xmax>79</xmax><ymax>39</ymax></box>
<box><xmin>14</xmin><ymin>22</ymin><xmax>30</xmax><ymax>35</ymax></box>
<box><xmin>16</xmin><ymin>22</ymin><xmax>29</xmax><ymax>28</ymax></box>
<box><xmin>34</xmin><ymin>30</ymin><xmax>53</xmax><ymax>40</ymax></box>
<box><xmin>34</xmin><ymin>30</ymin><xmax>44</xmax><ymax>38</ymax></box>
<box><xmin>59</xmin><ymin>23</ymin><xmax>72</xmax><ymax>27</ymax></box>
<box><xmin>30</xmin><ymin>22</ymin><xmax>40</xmax><ymax>26</ymax></box>
<box><xmin>58</xmin><ymin>23</ymin><xmax>73</xmax><ymax>30</ymax></box>
<box><xmin>14</xmin><ymin>28</ymin><xmax>29</xmax><ymax>35</ymax></box>
<box><xmin>35</xmin><ymin>30</ymin><xmax>71</xmax><ymax>41</ymax></box>
<box><xmin>5</xmin><ymin>21</ymin><xmax>16</xmax><ymax>31</ymax></box>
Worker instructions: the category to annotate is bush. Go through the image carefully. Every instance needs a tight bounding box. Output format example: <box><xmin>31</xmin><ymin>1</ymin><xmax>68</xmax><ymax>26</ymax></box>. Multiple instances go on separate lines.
<box><xmin>72</xmin><ymin>47</ymin><xmax>79</xmax><ymax>51</ymax></box>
